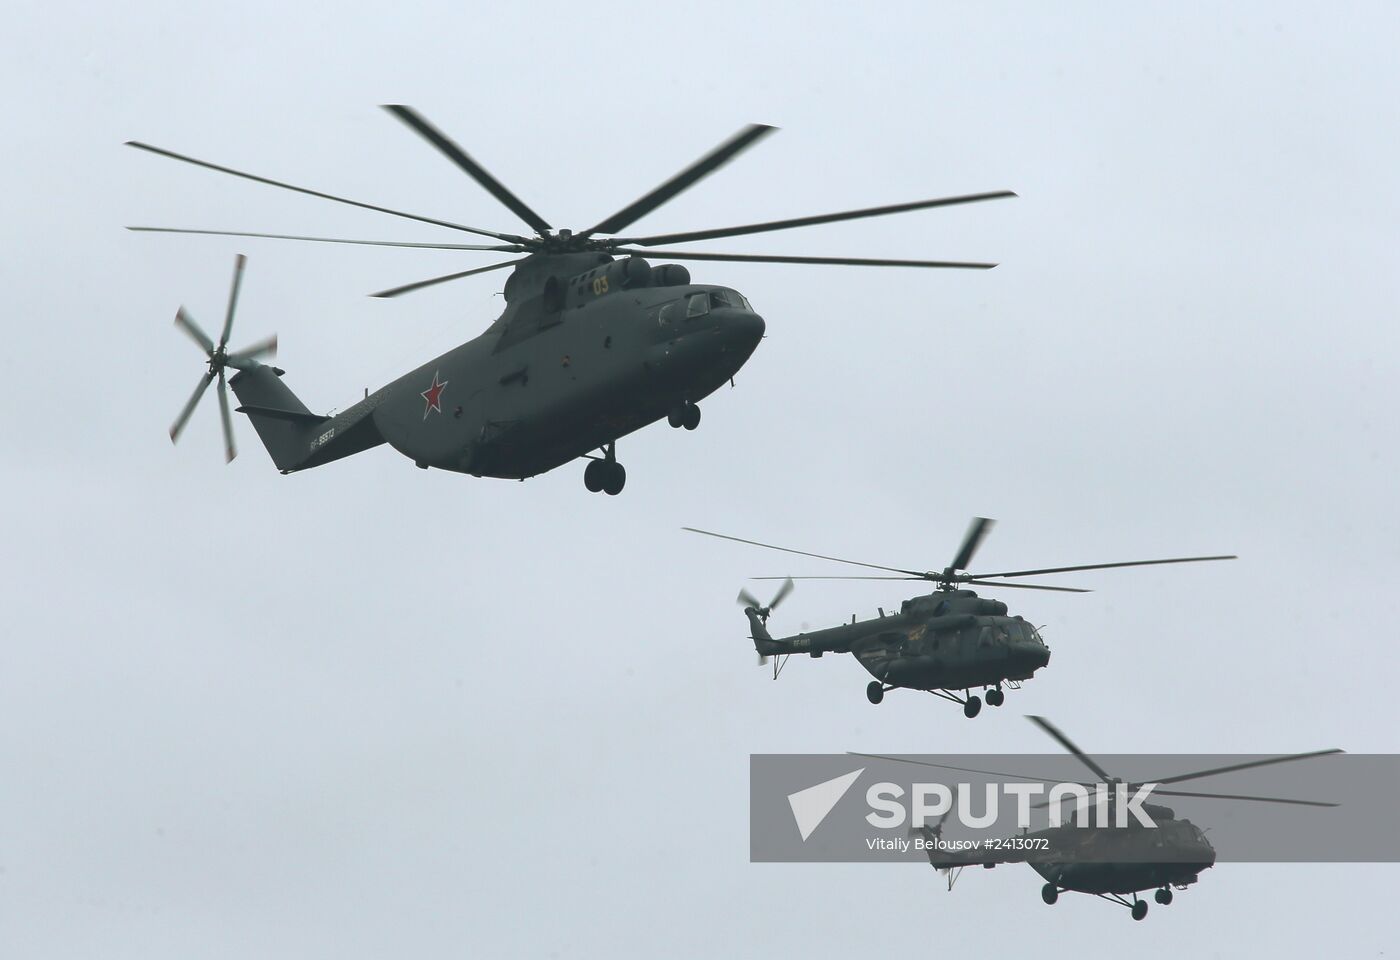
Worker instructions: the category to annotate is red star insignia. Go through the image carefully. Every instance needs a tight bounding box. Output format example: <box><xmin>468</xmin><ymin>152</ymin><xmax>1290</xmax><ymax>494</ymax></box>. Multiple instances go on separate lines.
<box><xmin>421</xmin><ymin>370</ymin><xmax>448</xmax><ymax>419</ymax></box>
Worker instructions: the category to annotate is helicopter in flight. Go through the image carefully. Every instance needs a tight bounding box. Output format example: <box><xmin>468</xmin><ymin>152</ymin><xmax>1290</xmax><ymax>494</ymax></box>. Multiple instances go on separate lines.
<box><xmin>686</xmin><ymin>518</ymin><xmax>1234</xmax><ymax>716</ymax></box>
<box><xmin>856</xmin><ymin>715</ymin><xmax>1341</xmax><ymax>920</ymax></box>
<box><xmin>131</xmin><ymin>106</ymin><xmax>1014</xmax><ymax>493</ymax></box>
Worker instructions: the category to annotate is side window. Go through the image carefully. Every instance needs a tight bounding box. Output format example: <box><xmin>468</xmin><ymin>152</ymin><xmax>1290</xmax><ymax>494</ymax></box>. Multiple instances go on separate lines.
<box><xmin>686</xmin><ymin>293</ymin><xmax>710</xmax><ymax>318</ymax></box>
<box><xmin>657</xmin><ymin>301</ymin><xmax>679</xmax><ymax>327</ymax></box>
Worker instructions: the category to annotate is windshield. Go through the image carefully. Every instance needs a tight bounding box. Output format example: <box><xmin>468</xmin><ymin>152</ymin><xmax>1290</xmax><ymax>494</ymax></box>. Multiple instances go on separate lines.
<box><xmin>709</xmin><ymin>288</ymin><xmax>750</xmax><ymax>310</ymax></box>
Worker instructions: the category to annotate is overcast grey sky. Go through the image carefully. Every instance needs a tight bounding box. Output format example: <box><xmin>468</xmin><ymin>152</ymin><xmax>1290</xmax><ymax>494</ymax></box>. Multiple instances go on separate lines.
<box><xmin>4</xmin><ymin>1</ymin><xmax>1398</xmax><ymax>955</ymax></box>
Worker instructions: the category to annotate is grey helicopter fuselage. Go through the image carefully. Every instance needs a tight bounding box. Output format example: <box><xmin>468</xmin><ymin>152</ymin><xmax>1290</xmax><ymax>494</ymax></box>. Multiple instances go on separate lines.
<box><xmin>227</xmin><ymin>253</ymin><xmax>764</xmax><ymax>479</ymax></box>
<box><xmin>921</xmin><ymin>807</ymin><xmax>1216</xmax><ymax>897</ymax></box>
<box><xmin>1024</xmin><ymin>815</ymin><xmax>1215</xmax><ymax>896</ymax></box>
<box><xmin>748</xmin><ymin>589</ymin><xmax>1051</xmax><ymax>691</ymax></box>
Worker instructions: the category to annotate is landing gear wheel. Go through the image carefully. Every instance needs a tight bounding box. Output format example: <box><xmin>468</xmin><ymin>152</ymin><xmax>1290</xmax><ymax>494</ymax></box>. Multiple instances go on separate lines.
<box><xmin>963</xmin><ymin>695</ymin><xmax>982</xmax><ymax>719</ymax></box>
<box><xmin>986</xmin><ymin>688</ymin><xmax>1005</xmax><ymax>707</ymax></box>
<box><xmin>601</xmin><ymin>461</ymin><xmax>626</xmax><ymax>496</ymax></box>
<box><xmin>1131</xmin><ymin>900</ymin><xmax>1148</xmax><ymax>921</ymax></box>
<box><xmin>1155</xmin><ymin>888</ymin><xmax>1173</xmax><ymax>905</ymax></box>
<box><xmin>866</xmin><ymin>681</ymin><xmax>884</xmax><ymax>705</ymax></box>
<box><xmin>583</xmin><ymin>459</ymin><xmax>604</xmax><ymax>493</ymax></box>
<box><xmin>1041</xmin><ymin>884</ymin><xmax>1058</xmax><ymax>905</ymax></box>
<box><xmin>681</xmin><ymin>403</ymin><xmax>701</xmax><ymax>430</ymax></box>
<box><xmin>667</xmin><ymin>407</ymin><xmax>685</xmax><ymax>428</ymax></box>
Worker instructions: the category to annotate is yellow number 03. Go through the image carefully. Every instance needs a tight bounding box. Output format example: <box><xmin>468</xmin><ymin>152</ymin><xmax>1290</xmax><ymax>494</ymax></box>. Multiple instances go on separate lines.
<box><xmin>591</xmin><ymin>276</ymin><xmax>610</xmax><ymax>296</ymax></box>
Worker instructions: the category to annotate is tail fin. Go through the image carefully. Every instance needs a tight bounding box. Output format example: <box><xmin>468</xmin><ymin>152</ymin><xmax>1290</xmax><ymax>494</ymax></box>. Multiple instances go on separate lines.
<box><xmin>227</xmin><ymin>365</ymin><xmax>326</xmax><ymax>472</ymax></box>
<box><xmin>743</xmin><ymin>607</ymin><xmax>782</xmax><ymax>657</ymax></box>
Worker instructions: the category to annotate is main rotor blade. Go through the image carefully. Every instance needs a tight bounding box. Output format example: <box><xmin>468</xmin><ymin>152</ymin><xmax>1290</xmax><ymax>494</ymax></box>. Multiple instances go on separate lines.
<box><xmin>612</xmin><ymin>248</ymin><xmax>996</xmax><ymax>269</ymax></box>
<box><xmin>226</xmin><ymin>334</ymin><xmax>278</xmax><ymax>367</ymax></box>
<box><xmin>368</xmin><ymin>258</ymin><xmax>528</xmax><ymax>298</ymax></box>
<box><xmin>174</xmin><ymin>307</ymin><xmax>214</xmax><ymax>354</ymax></box>
<box><xmin>219</xmin><ymin>254</ymin><xmax>245</xmax><ymax>350</ymax></box>
<box><xmin>966</xmin><ymin>555</ymin><xmax>1237</xmax><ymax>581</ymax></box>
<box><xmin>216</xmin><ymin>369</ymin><xmax>236</xmax><ymax>463</ymax></box>
<box><xmin>949</xmin><ymin>517</ymin><xmax>995</xmax><ymax>573</ymax></box>
<box><xmin>382</xmin><ymin>105</ymin><xmax>552</xmax><ymax>235</ymax></box>
<box><xmin>585</xmin><ymin>124</ymin><xmax>776</xmax><ymax>236</ymax></box>
<box><xmin>962</xmin><ymin>579</ymin><xmax>1091</xmax><ymax>593</ymax></box>
<box><xmin>1151</xmin><ymin>788</ymin><xmax>1338</xmax><ymax>808</ymax></box>
<box><xmin>770</xmin><ymin>577</ymin><xmax>795</xmax><ymax>610</ymax></box>
<box><xmin>170</xmin><ymin>369</ymin><xmax>215</xmax><ymax>443</ymax></box>
<box><xmin>1027</xmin><ymin>716</ymin><xmax>1115</xmax><ymax>783</ymax></box>
<box><xmin>751</xmin><ymin>574</ymin><xmax>1088</xmax><ymax>592</ymax></box>
<box><xmin>1148</xmin><ymin>749</ymin><xmax>1345</xmax><ymax>787</ymax></box>
<box><xmin>848</xmin><ymin>752</ymin><xmax>1054</xmax><ymax>784</ymax></box>
<box><xmin>124</xmin><ymin>141</ymin><xmax>525</xmax><ymax>243</ymax></box>
<box><xmin>753</xmin><ymin>575</ymin><xmax>921</xmax><ymax>580</ymax></box>
<box><xmin>614</xmin><ymin>190</ymin><xmax>1017</xmax><ymax>247</ymax></box>
<box><xmin>683</xmin><ymin>527</ymin><xmax>929</xmax><ymax>578</ymax></box>
<box><xmin>128</xmin><ymin>227</ymin><xmax>521</xmax><ymax>251</ymax></box>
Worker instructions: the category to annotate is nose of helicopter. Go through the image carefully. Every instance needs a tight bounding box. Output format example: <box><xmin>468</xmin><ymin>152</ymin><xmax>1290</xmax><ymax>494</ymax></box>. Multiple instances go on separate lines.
<box><xmin>1017</xmin><ymin>641</ymin><xmax>1051</xmax><ymax>670</ymax></box>
<box><xmin>719</xmin><ymin>309</ymin><xmax>765</xmax><ymax>352</ymax></box>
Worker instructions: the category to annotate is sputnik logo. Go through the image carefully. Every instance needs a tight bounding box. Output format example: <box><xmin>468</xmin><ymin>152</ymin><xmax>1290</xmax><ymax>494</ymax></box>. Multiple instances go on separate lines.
<box><xmin>421</xmin><ymin>371</ymin><xmax>448</xmax><ymax>420</ymax></box>
<box><xmin>788</xmin><ymin>768</ymin><xmax>864</xmax><ymax>841</ymax></box>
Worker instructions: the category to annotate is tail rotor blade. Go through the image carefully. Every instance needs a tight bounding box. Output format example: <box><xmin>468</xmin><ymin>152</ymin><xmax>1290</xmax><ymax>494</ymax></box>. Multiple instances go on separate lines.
<box><xmin>737</xmin><ymin>587</ymin><xmax>762</xmax><ymax>609</ymax></box>
<box><xmin>216</xmin><ymin>369</ymin><xmax>236</xmax><ymax>463</ymax></box>
<box><xmin>770</xmin><ymin>576</ymin><xmax>795</xmax><ymax>610</ymax></box>
<box><xmin>174</xmin><ymin>307</ymin><xmax>214</xmax><ymax>354</ymax></box>
<box><xmin>227</xmin><ymin>333</ymin><xmax>278</xmax><ymax>367</ymax></box>
<box><xmin>219</xmin><ymin>255</ymin><xmax>246</xmax><ymax>350</ymax></box>
<box><xmin>170</xmin><ymin>369</ymin><xmax>215</xmax><ymax>443</ymax></box>
<box><xmin>757</xmin><ymin>652</ymin><xmax>770</xmax><ymax>667</ymax></box>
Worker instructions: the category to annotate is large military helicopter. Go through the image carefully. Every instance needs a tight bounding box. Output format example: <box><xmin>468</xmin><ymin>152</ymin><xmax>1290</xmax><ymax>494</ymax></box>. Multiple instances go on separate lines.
<box><xmin>131</xmin><ymin>106</ymin><xmax>1014</xmax><ymax>493</ymax></box>
<box><xmin>686</xmin><ymin>519</ymin><xmax>1234</xmax><ymax>716</ymax></box>
<box><xmin>855</xmin><ymin>715</ymin><xmax>1341</xmax><ymax>920</ymax></box>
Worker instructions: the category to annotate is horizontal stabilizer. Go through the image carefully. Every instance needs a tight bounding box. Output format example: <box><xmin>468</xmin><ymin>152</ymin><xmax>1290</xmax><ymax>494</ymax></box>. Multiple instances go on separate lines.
<box><xmin>236</xmin><ymin>403</ymin><xmax>328</xmax><ymax>425</ymax></box>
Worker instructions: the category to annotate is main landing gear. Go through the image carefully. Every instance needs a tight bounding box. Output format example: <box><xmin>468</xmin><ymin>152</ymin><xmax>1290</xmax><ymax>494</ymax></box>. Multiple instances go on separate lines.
<box><xmin>583</xmin><ymin>442</ymin><xmax>626</xmax><ymax>496</ymax></box>
<box><xmin>667</xmin><ymin>401</ymin><xmax>701</xmax><ymax>430</ymax></box>
<box><xmin>874</xmin><ymin>683</ymin><xmax>1007</xmax><ymax>717</ymax></box>
<box><xmin>1046</xmin><ymin>885</ymin><xmax>1157</xmax><ymax>920</ymax></box>
<box><xmin>1088</xmin><ymin>891</ymin><xmax>1153</xmax><ymax>920</ymax></box>
<box><xmin>914</xmin><ymin>685</ymin><xmax>1010</xmax><ymax>718</ymax></box>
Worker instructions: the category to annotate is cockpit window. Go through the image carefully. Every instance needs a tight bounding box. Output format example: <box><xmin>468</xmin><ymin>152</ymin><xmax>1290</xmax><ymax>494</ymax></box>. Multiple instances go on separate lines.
<box><xmin>686</xmin><ymin>293</ymin><xmax>710</xmax><ymax>318</ymax></box>
<box><xmin>657</xmin><ymin>300</ymin><xmax>679</xmax><ymax>327</ymax></box>
<box><xmin>708</xmin><ymin>288</ymin><xmax>750</xmax><ymax>310</ymax></box>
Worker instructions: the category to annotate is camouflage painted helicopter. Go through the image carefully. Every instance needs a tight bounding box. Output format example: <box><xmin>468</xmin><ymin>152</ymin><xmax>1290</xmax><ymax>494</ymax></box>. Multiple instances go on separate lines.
<box><xmin>856</xmin><ymin>716</ymin><xmax>1341</xmax><ymax>920</ymax></box>
<box><xmin>686</xmin><ymin>519</ymin><xmax>1234</xmax><ymax>716</ymax></box>
<box><xmin>131</xmin><ymin>106</ymin><xmax>1014</xmax><ymax>493</ymax></box>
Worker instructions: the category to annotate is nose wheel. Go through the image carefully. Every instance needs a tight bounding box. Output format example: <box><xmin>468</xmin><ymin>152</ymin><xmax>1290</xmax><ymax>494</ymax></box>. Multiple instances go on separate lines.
<box><xmin>985</xmin><ymin>687</ymin><xmax>1005</xmax><ymax>707</ymax></box>
<box><xmin>583</xmin><ymin>443</ymin><xmax>626</xmax><ymax>495</ymax></box>
<box><xmin>667</xmin><ymin>402</ymin><xmax>701</xmax><ymax>430</ymax></box>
